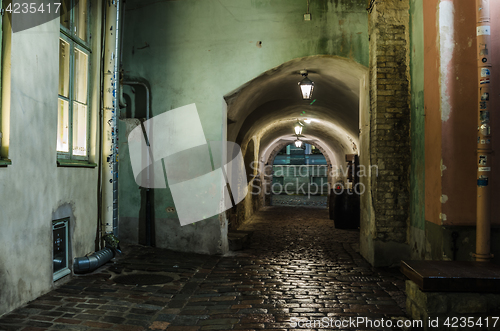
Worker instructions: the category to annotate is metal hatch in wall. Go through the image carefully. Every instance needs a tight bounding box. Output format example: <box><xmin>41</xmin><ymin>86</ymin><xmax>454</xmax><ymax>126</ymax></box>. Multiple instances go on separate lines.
<box><xmin>53</xmin><ymin>218</ymin><xmax>70</xmax><ymax>281</ymax></box>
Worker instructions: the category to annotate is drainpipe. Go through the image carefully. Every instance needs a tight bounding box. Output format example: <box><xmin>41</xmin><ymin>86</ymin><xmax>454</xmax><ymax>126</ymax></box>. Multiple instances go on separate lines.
<box><xmin>475</xmin><ymin>0</ymin><xmax>493</xmax><ymax>262</ymax></box>
<box><xmin>112</xmin><ymin>0</ymin><xmax>121</xmax><ymax>238</ymax></box>
<box><xmin>102</xmin><ymin>0</ymin><xmax>121</xmax><ymax>237</ymax></box>
<box><xmin>74</xmin><ymin>248</ymin><xmax>114</xmax><ymax>274</ymax></box>
<box><xmin>96</xmin><ymin>0</ymin><xmax>107</xmax><ymax>251</ymax></box>
<box><xmin>73</xmin><ymin>0</ymin><xmax>121</xmax><ymax>273</ymax></box>
<box><xmin>122</xmin><ymin>81</ymin><xmax>152</xmax><ymax>246</ymax></box>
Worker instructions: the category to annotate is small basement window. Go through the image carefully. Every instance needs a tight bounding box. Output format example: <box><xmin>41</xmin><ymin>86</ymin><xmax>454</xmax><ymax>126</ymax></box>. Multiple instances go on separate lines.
<box><xmin>53</xmin><ymin>218</ymin><xmax>71</xmax><ymax>281</ymax></box>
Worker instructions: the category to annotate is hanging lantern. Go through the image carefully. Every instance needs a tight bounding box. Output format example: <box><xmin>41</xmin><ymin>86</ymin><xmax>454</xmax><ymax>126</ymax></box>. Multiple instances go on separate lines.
<box><xmin>298</xmin><ymin>70</ymin><xmax>314</xmax><ymax>100</ymax></box>
<box><xmin>294</xmin><ymin>122</ymin><xmax>303</xmax><ymax>135</ymax></box>
<box><xmin>294</xmin><ymin>139</ymin><xmax>302</xmax><ymax>148</ymax></box>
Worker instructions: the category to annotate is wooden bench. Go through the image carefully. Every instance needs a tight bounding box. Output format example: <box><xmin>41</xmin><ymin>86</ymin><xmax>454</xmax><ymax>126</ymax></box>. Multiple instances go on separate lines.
<box><xmin>401</xmin><ymin>260</ymin><xmax>500</xmax><ymax>292</ymax></box>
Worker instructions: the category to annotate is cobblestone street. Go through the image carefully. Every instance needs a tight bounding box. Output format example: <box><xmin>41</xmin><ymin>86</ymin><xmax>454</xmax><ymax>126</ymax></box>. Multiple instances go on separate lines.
<box><xmin>0</xmin><ymin>207</ymin><xmax>408</xmax><ymax>331</ymax></box>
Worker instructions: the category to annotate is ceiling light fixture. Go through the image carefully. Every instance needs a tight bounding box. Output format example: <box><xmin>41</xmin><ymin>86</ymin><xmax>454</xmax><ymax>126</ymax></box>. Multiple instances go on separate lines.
<box><xmin>294</xmin><ymin>138</ymin><xmax>303</xmax><ymax>148</ymax></box>
<box><xmin>294</xmin><ymin>120</ymin><xmax>304</xmax><ymax>135</ymax></box>
<box><xmin>298</xmin><ymin>70</ymin><xmax>314</xmax><ymax>100</ymax></box>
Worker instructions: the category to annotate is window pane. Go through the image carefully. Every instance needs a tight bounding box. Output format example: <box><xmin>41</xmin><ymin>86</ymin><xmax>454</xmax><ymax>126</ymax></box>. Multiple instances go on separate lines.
<box><xmin>60</xmin><ymin>0</ymin><xmax>71</xmax><ymax>29</ymax></box>
<box><xmin>59</xmin><ymin>39</ymin><xmax>70</xmax><ymax>98</ymax></box>
<box><xmin>74</xmin><ymin>0</ymin><xmax>88</xmax><ymax>42</ymax></box>
<box><xmin>57</xmin><ymin>99</ymin><xmax>70</xmax><ymax>153</ymax></box>
<box><xmin>74</xmin><ymin>48</ymin><xmax>88</xmax><ymax>104</ymax></box>
<box><xmin>72</xmin><ymin>102</ymin><xmax>87</xmax><ymax>156</ymax></box>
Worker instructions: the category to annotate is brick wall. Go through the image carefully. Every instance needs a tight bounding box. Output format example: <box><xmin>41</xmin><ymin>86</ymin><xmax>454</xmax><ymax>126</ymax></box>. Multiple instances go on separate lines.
<box><xmin>369</xmin><ymin>0</ymin><xmax>411</xmax><ymax>243</ymax></box>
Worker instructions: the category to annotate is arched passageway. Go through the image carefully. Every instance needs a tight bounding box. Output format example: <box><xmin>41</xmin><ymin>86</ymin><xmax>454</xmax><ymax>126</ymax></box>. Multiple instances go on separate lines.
<box><xmin>268</xmin><ymin>142</ymin><xmax>329</xmax><ymax>208</ymax></box>
<box><xmin>223</xmin><ymin>55</ymin><xmax>370</xmax><ymax>232</ymax></box>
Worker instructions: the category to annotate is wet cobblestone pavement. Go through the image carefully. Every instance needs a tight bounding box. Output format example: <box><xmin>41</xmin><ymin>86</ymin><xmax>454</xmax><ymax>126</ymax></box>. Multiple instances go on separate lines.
<box><xmin>0</xmin><ymin>207</ymin><xmax>408</xmax><ymax>331</ymax></box>
<box><xmin>271</xmin><ymin>195</ymin><xmax>327</xmax><ymax>208</ymax></box>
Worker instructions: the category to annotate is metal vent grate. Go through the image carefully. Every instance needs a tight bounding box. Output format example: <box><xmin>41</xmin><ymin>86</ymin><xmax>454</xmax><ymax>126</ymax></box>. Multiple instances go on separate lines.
<box><xmin>53</xmin><ymin>218</ymin><xmax>71</xmax><ymax>281</ymax></box>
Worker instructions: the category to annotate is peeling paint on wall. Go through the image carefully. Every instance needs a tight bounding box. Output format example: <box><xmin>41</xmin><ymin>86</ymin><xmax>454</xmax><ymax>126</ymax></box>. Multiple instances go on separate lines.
<box><xmin>439</xmin><ymin>0</ymin><xmax>455</xmax><ymax>122</ymax></box>
<box><xmin>440</xmin><ymin>194</ymin><xmax>448</xmax><ymax>203</ymax></box>
<box><xmin>409</xmin><ymin>0</ymin><xmax>425</xmax><ymax>237</ymax></box>
<box><xmin>440</xmin><ymin>159</ymin><xmax>447</xmax><ymax>176</ymax></box>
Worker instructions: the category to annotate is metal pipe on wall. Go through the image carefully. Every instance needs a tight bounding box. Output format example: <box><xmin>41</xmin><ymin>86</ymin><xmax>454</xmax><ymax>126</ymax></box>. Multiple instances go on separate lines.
<box><xmin>112</xmin><ymin>0</ymin><xmax>121</xmax><ymax>237</ymax></box>
<box><xmin>102</xmin><ymin>0</ymin><xmax>121</xmax><ymax>237</ymax></box>
<box><xmin>122</xmin><ymin>81</ymin><xmax>153</xmax><ymax>246</ymax></box>
<box><xmin>74</xmin><ymin>248</ymin><xmax>114</xmax><ymax>274</ymax></box>
<box><xmin>73</xmin><ymin>0</ymin><xmax>122</xmax><ymax>276</ymax></box>
<box><xmin>122</xmin><ymin>82</ymin><xmax>150</xmax><ymax>129</ymax></box>
<box><xmin>96</xmin><ymin>0</ymin><xmax>108</xmax><ymax>251</ymax></box>
<box><xmin>475</xmin><ymin>0</ymin><xmax>493</xmax><ymax>262</ymax></box>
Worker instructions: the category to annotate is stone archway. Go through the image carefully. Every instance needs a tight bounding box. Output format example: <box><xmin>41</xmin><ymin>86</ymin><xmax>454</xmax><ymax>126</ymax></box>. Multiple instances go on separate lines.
<box><xmin>262</xmin><ymin>140</ymin><xmax>336</xmax><ymax>207</ymax></box>
<box><xmin>222</xmin><ymin>54</ymin><xmax>370</xmax><ymax>239</ymax></box>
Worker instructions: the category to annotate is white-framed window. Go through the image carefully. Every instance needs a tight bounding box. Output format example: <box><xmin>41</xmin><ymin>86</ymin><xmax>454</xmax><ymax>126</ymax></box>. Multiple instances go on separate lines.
<box><xmin>0</xmin><ymin>0</ymin><xmax>10</xmax><ymax>166</ymax></box>
<box><xmin>57</xmin><ymin>0</ymin><xmax>90</xmax><ymax>161</ymax></box>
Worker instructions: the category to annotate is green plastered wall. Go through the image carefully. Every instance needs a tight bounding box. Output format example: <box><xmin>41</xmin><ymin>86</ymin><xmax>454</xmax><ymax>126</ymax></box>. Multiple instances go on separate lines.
<box><xmin>119</xmin><ymin>0</ymin><xmax>369</xmax><ymax>253</ymax></box>
<box><xmin>409</xmin><ymin>0</ymin><xmax>426</xmax><ymax>259</ymax></box>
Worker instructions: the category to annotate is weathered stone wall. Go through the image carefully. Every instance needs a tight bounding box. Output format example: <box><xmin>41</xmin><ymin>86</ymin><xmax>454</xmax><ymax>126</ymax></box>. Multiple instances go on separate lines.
<box><xmin>364</xmin><ymin>0</ymin><xmax>411</xmax><ymax>265</ymax></box>
<box><xmin>227</xmin><ymin>138</ymin><xmax>261</xmax><ymax>231</ymax></box>
<box><xmin>406</xmin><ymin>280</ymin><xmax>500</xmax><ymax>331</ymax></box>
<box><xmin>408</xmin><ymin>0</ymin><xmax>426</xmax><ymax>260</ymax></box>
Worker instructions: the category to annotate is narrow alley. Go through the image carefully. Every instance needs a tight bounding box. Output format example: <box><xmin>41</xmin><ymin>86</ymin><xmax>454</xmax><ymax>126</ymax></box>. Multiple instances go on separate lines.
<box><xmin>2</xmin><ymin>0</ymin><xmax>500</xmax><ymax>329</ymax></box>
<box><xmin>0</xmin><ymin>207</ymin><xmax>407</xmax><ymax>331</ymax></box>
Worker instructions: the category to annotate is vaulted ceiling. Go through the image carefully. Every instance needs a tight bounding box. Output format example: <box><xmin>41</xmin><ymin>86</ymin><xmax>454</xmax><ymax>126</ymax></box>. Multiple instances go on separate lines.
<box><xmin>224</xmin><ymin>55</ymin><xmax>368</xmax><ymax>166</ymax></box>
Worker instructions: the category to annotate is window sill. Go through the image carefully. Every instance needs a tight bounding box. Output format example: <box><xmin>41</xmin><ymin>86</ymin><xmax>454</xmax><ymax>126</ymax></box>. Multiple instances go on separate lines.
<box><xmin>57</xmin><ymin>159</ymin><xmax>97</xmax><ymax>168</ymax></box>
<box><xmin>0</xmin><ymin>158</ymin><xmax>12</xmax><ymax>167</ymax></box>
